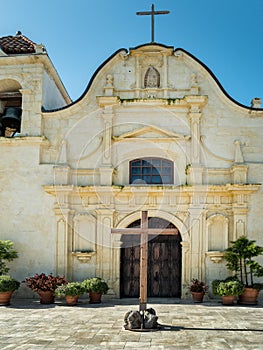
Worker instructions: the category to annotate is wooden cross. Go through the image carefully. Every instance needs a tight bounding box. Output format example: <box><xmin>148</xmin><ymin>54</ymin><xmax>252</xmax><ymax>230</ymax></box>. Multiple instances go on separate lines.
<box><xmin>136</xmin><ymin>4</ymin><xmax>170</xmax><ymax>43</ymax></box>
<box><xmin>111</xmin><ymin>211</ymin><xmax>178</xmax><ymax>311</ymax></box>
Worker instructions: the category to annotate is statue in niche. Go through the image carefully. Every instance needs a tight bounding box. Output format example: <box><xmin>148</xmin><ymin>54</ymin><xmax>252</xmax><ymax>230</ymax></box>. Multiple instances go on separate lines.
<box><xmin>144</xmin><ymin>66</ymin><xmax>160</xmax><ymax>88</ymax></box>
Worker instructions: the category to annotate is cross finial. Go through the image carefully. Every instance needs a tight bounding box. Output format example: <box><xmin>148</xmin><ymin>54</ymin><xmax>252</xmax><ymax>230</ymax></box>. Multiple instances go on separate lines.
<box><xmin>136</xmin><ymin>4</ymin><xmax>170</xmax><ymax>43</ymax></box>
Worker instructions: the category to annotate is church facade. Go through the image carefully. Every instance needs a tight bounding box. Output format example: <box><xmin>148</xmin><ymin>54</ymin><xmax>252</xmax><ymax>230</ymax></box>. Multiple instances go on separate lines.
<box><xmin>0</xmin><ymin>32</ymin><xmax>262</xmax><ymax>298</ymax></box>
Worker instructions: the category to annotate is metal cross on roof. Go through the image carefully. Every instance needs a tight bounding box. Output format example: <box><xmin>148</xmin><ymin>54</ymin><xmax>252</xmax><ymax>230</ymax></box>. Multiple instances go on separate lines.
<box><xmin>136</xmin><ymin>4</ymin><xmax>170</xmax><ymax>43</ymax></box>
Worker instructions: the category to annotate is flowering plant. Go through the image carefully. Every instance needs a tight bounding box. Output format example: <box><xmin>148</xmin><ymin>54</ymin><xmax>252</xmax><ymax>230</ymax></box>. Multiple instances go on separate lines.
<box><xmin>25</xmin><ymin>273</ymin><xmax>67</xmax><ymax>292</ymax></box>
<box><xmin>190</xmin><ymin>279</ymin><xmax>208</xmax><ymax>293</ymax></box>
<box><xmin>55</xmin><ymin>282</ymin><xmax>85</xmax><ymax>297</ymax></box>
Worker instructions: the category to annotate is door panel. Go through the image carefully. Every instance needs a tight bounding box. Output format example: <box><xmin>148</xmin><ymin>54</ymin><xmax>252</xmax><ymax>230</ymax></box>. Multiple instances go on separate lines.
<box><xmin>120</xmin><ymin>244</ymin><xmax>140</xmax><ymax>297</ymax></box>
<box><xmin>120</xmin><ymin>231</ymin><xmax>182</xmax><ymax>298</ymax></box>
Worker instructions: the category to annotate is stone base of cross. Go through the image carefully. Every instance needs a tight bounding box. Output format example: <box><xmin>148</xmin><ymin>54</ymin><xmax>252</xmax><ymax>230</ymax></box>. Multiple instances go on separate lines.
<box><xmin>111</xmin><ymin>210</ymin><xmax>178</xmax><ymax>311</ymax></box>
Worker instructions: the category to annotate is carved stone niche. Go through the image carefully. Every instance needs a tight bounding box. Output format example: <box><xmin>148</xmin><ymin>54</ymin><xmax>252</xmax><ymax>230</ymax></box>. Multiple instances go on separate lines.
<box><xmin>206</xmin><ymin>214</ymin><xmax>228</xmax><ymax>263</ymax></box>
<box><xmin>144</xmin><ymin>66</ymin><xmax>160</xmax><ymax>88</ymax></box>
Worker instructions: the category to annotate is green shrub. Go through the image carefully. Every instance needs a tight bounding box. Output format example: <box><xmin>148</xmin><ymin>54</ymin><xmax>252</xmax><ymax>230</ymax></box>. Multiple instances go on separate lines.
<box><xmin>224</xmin><ymin>236</ymin><xmax>263</xmax><ymax>288</ymax></box>
<box><xmin>82</xmin><ymin>277</ymin><xmax>109</xmax><ymax>294</ymax></box>
<box><xmin>212</xmin><ymin>279</ymin><xmax>222</xmax><ymax>295</ymax></box>
<box><xmin>0</xmin><ymin>240</ymin><xmax>18</xmax><ymax>275</ymax></box>
<box><xmin>55</xmin><ymin>282</ymin><xmax>85</xmax><ymax>297</ymax></box>
<box><xmin>217</xmin><ymin>280</ymin><xmax>244</xmax><ymax>296</ymax></box>
<box><xmin>0</xmin><ymin>275</ymin><xmax>20</xmax><ymax>292</ymax></box>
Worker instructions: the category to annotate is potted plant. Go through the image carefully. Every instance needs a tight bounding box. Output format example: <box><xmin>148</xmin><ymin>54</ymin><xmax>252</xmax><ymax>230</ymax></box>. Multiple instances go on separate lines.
<box><xmin>212</xmin><ymin>279</ymin><xmax>222</xmax><ymax>296</ymax></box>
<box><xmin>0</xmin><ymin>240</ymin><xmax>18</xmax><ymax>275</ymax></box>
<box><xmin>189</xmin><ymin>279</ymin><xmax>208</xmax><ymax>303</ymax></box>
<box><xmin>217</xmin><ymin>280</ymin><xmax>244</xmax><ymax>305</ymax></box>
<box><xmin>212</xmin><ymin>276</ymin><xmax>239</xmax><ymax>297</ymax></box>
<box><xmin>224</xmin><ymin>236</ymin><xmax>263</xmax><ymax>304</ymax></box>
<box><xmin>55</xmin><ymin>282</ymin><xmax>85</xmax><ymax>306</ymax></box>
<box><xmin>82</xmin><ymin>277</ymin><xmax>109</xmax><ymax>304</ymax></box>
<box><xmin>25</xmin><ymin>273</ymin><xmax>67</xmax><ymax>304</ymax></box>
<box><xmin>0</xmin><ymin>275</ymin><xmax>20</xmax><ymax>306</ymax></box>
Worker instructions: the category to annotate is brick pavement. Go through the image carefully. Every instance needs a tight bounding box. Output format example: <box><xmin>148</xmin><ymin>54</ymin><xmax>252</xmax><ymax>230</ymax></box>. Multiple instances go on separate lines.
<box><xmin>0</xmin><ymin>297</ymin><xmax>263</xmax><ymax>349</ymax></box>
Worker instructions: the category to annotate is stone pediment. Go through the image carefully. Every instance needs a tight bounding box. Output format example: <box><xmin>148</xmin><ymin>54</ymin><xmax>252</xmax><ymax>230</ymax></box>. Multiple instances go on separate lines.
<box><xmin>129</xmin><ymin>43</ymin><xmax>174</xmax><ymax>56</ymax></box>
<box><xmin>113</xmin><ymin>125</ymin><xmax>190</xmax><ymax>142</ymax></box>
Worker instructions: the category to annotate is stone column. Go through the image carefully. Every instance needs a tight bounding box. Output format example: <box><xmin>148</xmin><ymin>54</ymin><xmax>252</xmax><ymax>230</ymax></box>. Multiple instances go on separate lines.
<box><xmin>20</xmin><ymin>88</ymin><xmax>42</xmax><ymax>136</ymax></box>
<box><xmin>188</xmin><ymin>206</ymin><xmax>205</xmax><ymax>281</ymax></box>
<box><xmin>134</xmin><ymin>55</ymin><xmax>141</xmax><ymax>98</ymax></box>
<box><xmin>162</xmin><ymin>54</ymin><xmax>168</xmax><ymax>98</ymax></box>
<box><xmin>186</xmin><ymin>96</ymin><xmax>207</xmax><ymax>185</ymax></box>
<box><xmin>54</xmin><ymin>208</ymin><xmax>74</xmax><ymax>279</ymax></box>
<box><xmin>95</xmin><ymin>209</ymin><xmax>115</xmax><ymax>291</ymax></box>
<box><xmin>181</xmin><ymin>241</ymin><xmax>190</xmax><ymax>298</ymax></box>
<box><xmin>19</xmin><ymin>88</ymin><xmax>33</xmax><ymax>135</ymax></box>
<box><xmin>188</xmin><ymin>106</ymin><xmax>202</xmax><ymax>166</ymax></box>
<box><xmin>101</xmin><ymin>110</ymin><xmax>113</xmax><ymax>166</ymax></box>
<box><xmin>97</xmin><ymin>97</ymin><xmax>118</xmax><ymax>185</ymax></box>
<box><xmin>53</xmin><ymin>187</ymin><xmax>74</xmax><ymax>280</ymax></box>
<box><xmin>232</xmin><ymin>206</ymin><xmax>248</xmax><ymax>241</ymax></box>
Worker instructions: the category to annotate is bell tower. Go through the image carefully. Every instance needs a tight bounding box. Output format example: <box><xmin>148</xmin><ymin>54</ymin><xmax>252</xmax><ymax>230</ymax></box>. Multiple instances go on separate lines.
<box><xmin>0</xmin><ymin>31</ymin><xmax>71</xmax><ymax>137</ymax></box>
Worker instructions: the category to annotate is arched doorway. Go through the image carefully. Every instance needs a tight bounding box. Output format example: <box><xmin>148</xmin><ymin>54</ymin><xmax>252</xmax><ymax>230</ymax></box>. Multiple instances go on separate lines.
<box><xmin>120</xmin><ymin>217</ymin><xmax>182</xmax><ymax>298</ymax></box>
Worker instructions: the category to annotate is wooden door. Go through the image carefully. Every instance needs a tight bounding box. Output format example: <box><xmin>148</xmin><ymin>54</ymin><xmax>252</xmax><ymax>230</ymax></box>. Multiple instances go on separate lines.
<box><xmin>148</xmin><ymin>234</ymin><xmax>181</xmax><ymax>297</ymax></box>
<box><xmin>120</xmin><ymin>218</ymin><xmax>182</xmax><ymax>298</ymax></box>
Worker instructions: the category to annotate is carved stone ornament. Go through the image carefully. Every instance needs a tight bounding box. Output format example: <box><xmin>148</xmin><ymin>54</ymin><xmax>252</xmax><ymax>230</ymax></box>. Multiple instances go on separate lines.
<box><xmin>144</xmin><ymin>66</ymin><xmax>160</xmax><ymax>88</ymax></box>
<box><xmin>140</xmin><ymin>56</ymin><xmax>162</xmax><ymax>68</ymax></box>
<box><xmin>72</xmin><ymin>251</ymin><xmax>96</xmax><ymax>263</ymax></box>
<box><xmin>206</xmin><ymin>251</ymin><xmax>225</xmax><ymax>263</ymax></box>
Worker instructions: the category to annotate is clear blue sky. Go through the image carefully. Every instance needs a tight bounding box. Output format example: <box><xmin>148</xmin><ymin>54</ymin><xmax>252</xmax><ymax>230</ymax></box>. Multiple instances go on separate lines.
<box><xmin>2</xmin><ymin>0</ymin><xmax>263</xmax><ymax>106</ymax></box>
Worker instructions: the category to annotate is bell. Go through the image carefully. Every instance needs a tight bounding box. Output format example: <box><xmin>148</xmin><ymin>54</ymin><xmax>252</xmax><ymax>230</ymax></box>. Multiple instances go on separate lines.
<box><xmin>1</xmin><ymin>107</ymin><xmax>22</xmax><ymax>133</ymax></box>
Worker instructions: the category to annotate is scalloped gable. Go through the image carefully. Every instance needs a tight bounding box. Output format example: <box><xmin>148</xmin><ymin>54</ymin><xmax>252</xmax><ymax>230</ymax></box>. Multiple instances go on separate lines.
<box><xmin>44</xmin><ymin>43</ymin><xmax>262</xmax><ymax>112</ymax></box>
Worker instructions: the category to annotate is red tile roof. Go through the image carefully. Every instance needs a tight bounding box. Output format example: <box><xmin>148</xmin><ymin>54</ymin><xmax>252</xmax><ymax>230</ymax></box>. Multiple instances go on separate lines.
<box><xmin>0</xmin><ymin>32</ymin><xmax>36</xmax><ymax>54</ymax></box>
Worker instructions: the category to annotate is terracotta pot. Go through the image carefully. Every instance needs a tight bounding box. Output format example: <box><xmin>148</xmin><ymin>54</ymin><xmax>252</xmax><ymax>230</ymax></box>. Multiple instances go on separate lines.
<box><xmin>238</xmin><ymin>287</ymin><xmax>259</xmax><ymax>305</ymax></box>
<box><xmin>89</xmin><ymin>292</ymin><xmax>102</xmax><ymax>304</ymax></box>
<box><xmin>221</xmin><ymin>295</ymin><xmax>235</xmax><ymax>305</ymax></box>
<box><xmin>37</xmin><ymin>291</ymin><xmax>55</xmax><ymax>304</ymax></box>
<box><xmin>0</xmin><ymin>291</ymin><xmax>13</xmax><ymax>306</ymax></box>
<box><xmin>191</xmin><ymin>292</ymin><xmax>204</xmax><ymax>303</ymax></box>
<box><xmin>65</xmin><ymin>295</ymin><xmax>79</xmax><ymax>306</ymax></box>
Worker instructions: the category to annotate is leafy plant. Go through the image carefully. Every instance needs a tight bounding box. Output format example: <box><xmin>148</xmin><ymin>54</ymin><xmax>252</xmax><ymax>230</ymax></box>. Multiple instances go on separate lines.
<box><xmin>82</xmin><ymin>277</ymin><xmax>109</xmax><ymax>294</ymax></box>
<box><xmin>217</xmin><ymin>280</ymin><xmax>244</xmax><ymax>297</ymax></box>
<box><xmin>55</xmin><ymin>282</ymin><xmax>85</xmax><ymax>298</ymax></box>
<box><xmin>0</xmin><ymin>275</ymin><xmax>20</xmax><ymax>292</ymax></box>
<box><xmin>212</xmin><ymin>276</ymin><xmax>239</xmax><ymax>295</ymax></box>
<box><xmin>189</xmin><ymin>279</ymin><xmax>208</xmax><ymax>293</ymax></box>
<box><xmin>0</xmin><ymin>240</ymin><xmax>18</xmax><ymax>275</ymax></box>
<box><xmin>212</xmin><ymin>279</ymin><xmax>221</xmax><ymax>295</ymax></box>
<box><xmin>25</xmin><ymin>273</ymin><xmax>67</xmax><ymax>292</ymax></box>
<box><xmin>224</xmin><ymin>236</ymin><xmax>263</xmax><ymax>288</ymax></box>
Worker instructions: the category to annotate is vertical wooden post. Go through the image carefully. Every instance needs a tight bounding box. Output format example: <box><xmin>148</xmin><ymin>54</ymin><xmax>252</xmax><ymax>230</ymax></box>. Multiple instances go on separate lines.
<box><xmin>111</xmin><ymin>210</ymin><xmax>178</xmax><ymax>313</ymax></box>
<box><xmin>139</xmin><ymin>211</ymin><xmax>148</xmax><ymax>311</ymax></box>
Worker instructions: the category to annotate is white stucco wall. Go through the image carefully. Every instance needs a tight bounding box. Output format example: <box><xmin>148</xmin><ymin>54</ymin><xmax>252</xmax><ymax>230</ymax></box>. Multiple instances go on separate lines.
<box><xmin>42</xmin><ymin>71</ymin><xmax>68</xmax><ymax>110</ymax></box>
<box><xmin>0</xmin><ymin>43</ymin><xmax>262</xmax><ymax>299</ymax></box>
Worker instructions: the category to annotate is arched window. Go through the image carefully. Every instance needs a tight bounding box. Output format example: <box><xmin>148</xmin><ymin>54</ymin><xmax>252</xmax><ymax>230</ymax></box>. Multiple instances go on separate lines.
<box><xmin>129</xmin><ymin>158</ymin><xmax>173</xmax><ymax>184</ymax></box>
<box><xmin>0</xmin><ymin>79</ymin><xmax>22</xmax><ymax>137</ymax></box>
